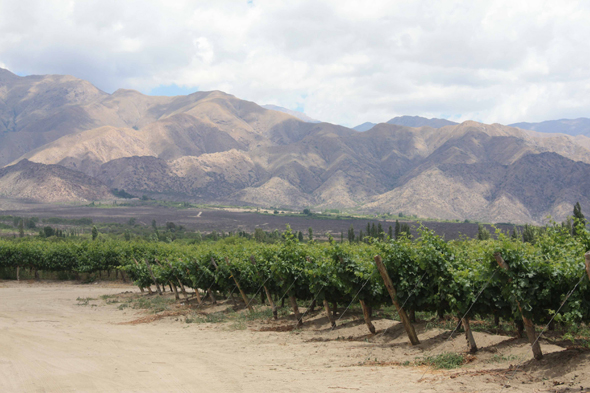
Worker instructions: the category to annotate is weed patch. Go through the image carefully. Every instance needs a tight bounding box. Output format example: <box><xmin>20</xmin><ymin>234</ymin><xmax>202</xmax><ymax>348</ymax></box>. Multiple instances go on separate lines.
<box><xmin>487</xmin><ymin>354</ymin><xmax>519</xmax><ymax>363</ymax></box>
<box><xmin>414</xmin><ymin>353</ymin><xmax>467</xmax><ymax>369</ymax></box>
<box><xmin>76</xmin><ymin>297</ymin><xmax>96</xmax><ymax>306</ymax></box>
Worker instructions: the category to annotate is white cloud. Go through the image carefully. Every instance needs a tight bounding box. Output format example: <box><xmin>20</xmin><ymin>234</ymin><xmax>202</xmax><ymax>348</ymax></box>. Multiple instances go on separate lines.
<box><xmin>1</xmin><ymin>0</ymin><xmax>590</xmax><ymax>126</ymax></box>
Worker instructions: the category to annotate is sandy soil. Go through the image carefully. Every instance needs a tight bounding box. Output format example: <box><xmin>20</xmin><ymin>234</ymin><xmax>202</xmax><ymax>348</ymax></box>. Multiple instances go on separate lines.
<box><xmin>1</xmin><ymin>281</ymin><xmax>589</xmax><ymax>393</ymax></box>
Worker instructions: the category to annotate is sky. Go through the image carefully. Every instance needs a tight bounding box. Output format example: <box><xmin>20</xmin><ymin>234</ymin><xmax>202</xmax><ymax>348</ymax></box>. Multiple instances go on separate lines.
<box><xmin>1</xmin><ymin>1</ymin><xmax>590</xmax><ymax>127</ymax></box>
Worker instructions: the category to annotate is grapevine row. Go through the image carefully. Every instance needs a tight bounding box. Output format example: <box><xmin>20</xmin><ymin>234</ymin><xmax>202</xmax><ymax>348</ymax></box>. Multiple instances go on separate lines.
<box><xmin>1</xmin><ymin>224</ymin><xmax>589</xmax><ymax>356</ymax></box>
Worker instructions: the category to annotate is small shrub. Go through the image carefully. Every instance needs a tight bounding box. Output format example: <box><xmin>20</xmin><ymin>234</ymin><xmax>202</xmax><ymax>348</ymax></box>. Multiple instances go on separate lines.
<box><xmin>415</xmin><ymin>353</ymin><xmax>465</xmax><ymax>369</ymax></box>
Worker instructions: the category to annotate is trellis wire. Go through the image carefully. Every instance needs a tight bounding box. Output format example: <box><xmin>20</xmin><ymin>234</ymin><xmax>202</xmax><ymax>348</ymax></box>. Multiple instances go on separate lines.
<box><xmin>330</xmin><ymin>275</ymin><xmax>372</xmax><ymax>330</ymax></box>
<box><xmin>378</xmin><ymin>270</ymin><xmax>429</xmax><ymax>336</ymax></box>
<box><xmin>294</xmin><ymin>285</ymin><xmax>326</xmax><ymax>327</ymax></box>
<box><xmin>498</xmin><ymin>271</ymin><xmax>587</xmax><ymax>392</ymax></box>
<box><xmin>417</xmin><ymin>269</ymin><xmax>497</xmax><ymax>383</ymax></box>
<box><xmin>244</xmin><ymin>275</ymin><xmax>272</xmax><ymax>309</ymax></box>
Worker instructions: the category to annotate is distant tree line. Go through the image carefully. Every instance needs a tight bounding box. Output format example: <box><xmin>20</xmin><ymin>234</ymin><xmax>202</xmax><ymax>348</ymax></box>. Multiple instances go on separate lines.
<box><xmin>477</xmin><ymin>202</ymin><xmax>587</xmax><ymax>244</ymax></box>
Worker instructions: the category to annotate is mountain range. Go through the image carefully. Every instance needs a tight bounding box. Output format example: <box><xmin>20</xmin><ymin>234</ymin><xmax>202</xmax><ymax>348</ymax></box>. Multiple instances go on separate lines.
<box><xmin>509</xmin><ymin>118</ymin><xmax>590</xmax><ymax>137</ymax></box>
<box><xmin>353</xmin><ymin>116</ymin><xmax>458</xmax><ymax>131</ymax></box>
<box><xmin>2</xmin><ymin>67</ymin><xmax>590</xmax><ymax>224</ymax></box>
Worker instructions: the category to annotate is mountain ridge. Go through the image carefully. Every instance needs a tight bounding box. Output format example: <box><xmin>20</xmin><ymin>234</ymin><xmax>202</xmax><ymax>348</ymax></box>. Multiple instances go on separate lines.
<box><xmin>510</xmin><ymin>118</ymin><xmax>590</xmax><ymax>137</ymax></box>
<box><xmin>0</xmin><ymin>159</ymin><xmax>113</xmax><ymax>203</ymax></box>
<box><xmin>353</xmin><ymin>115</ymin><xmax>458</xmax><ymax>132</ymax></box>
<box><xmin>2</xmin><ymin>68</ymin><xmax>590</xmax><ymax>224</ymax></box>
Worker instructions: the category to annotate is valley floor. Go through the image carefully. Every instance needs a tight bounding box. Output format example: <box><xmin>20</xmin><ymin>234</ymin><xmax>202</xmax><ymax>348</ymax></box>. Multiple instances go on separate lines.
<box><xmin>0</xmin><ymin>201</ymin><xmax>515</xmax><ymax>240</ymax></box>
<box><xmin>0</xmin><ymin>281</ymin><xmax>588</xmax><ymax>392</ymax></box>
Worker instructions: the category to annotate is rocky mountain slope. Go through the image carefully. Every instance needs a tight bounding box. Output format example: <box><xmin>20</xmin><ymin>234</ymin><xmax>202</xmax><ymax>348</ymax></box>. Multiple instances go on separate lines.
<box><xmin>2</xmin><ymin>68</ymin><xmax>590</xmax><ymax>223</ymax></box>
<box><xmin>0</xmin><ymin>160</ymin><xmax>113</xmax><ymax>203</ymax></box>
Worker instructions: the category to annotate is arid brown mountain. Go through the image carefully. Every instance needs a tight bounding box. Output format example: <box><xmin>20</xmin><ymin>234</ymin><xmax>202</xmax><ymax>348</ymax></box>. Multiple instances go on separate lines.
<box><xmin>0</xmin><ymin>68</ymin><xmax>292</xmax><ymax>167</ymax></box>
<box><xmin>0</xmin><ymin>159</ymin><xmax>113</xmax><ymax>203</ymax></box>
<box><xmin>3</xmin><ymin>68</ymin><xmax>590</xmax><ymax>224</ymax></box>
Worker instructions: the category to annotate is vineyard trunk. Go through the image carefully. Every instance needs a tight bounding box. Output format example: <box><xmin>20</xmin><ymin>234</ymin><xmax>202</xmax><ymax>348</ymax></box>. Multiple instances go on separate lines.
<box><xmin>360</xmin><ymin>300</ymin><xmax>376</xmax><ymax>334</ymax></box>
<box><xmin>374</xmin><ymin>255</ymin><xmax>420</xmax><ymax>345</ymax></box>
<box><xmin>264</xmin><ymin>286</ymin><xmax>278</xmax><ymax>319</ymax></box>
<box><xmin>144</xmin><ymin>259</ymin><xmax>162</xmax><ymax>296</ymax></box>
<box><xmin>235</xmin><ymin>280</ymin><xmax>253</xmax><ymax>311</ymax></box>
<box><xmin>230</xmin><ymin>291</ymin><xmax>239</xmax><ymax>307</ymax></box>
<box><xmin>309</xmin><ymin>300</ymin><xmax>316</xmax><ymax>312</ymax></box>
<box><xmin>515</xmin><ymin>320</ymin><xmax>523</xmax><ymax>338</ymax></box>
<box><xmin>290</xmin><ymin>296</ymin><xmax>303</xmax><ymax>326</ymax></box>
<box><xmin>249</xmin><ymin>256</ymin><xmax>276</xmax><ymax>317</ymax></box>
<box><xmin>177</xmin><ymin>279</ymin><xmax>189</xmax><ymax>302</ymax></box>
<box><xmin>494</xmin><ymin>253</ymin><xmax>543</xmax><ymax>360</ymax></box>
<box><xmin>324</xmin><ymin>299</ymin><xmax>336</xmax><ymax>328</ymax></box>
<box><xmin>194</xmin><ymin>288</ymin><xmax>202</xmax><ymax>304</ymax></box>
<box><xmin>224</xmin><ymin>257</ymin><xmax>253</xmax><ymax>312</ymax></box>
<box><xmin>207</xmin><ymin>288</ymin><xmax>217</xmax><ymax>304</ymax></box>
<box><xmin>171</xmin><ymin>282</ymin><xmax>180</xmax><ymax>300</ymax></box>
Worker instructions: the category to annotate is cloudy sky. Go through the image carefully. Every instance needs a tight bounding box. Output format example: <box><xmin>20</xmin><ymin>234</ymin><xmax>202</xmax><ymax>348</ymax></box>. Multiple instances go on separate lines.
<box><xmin>1</xmin><ymin>0</ymin><xmax>590</xmax><ymax>127</ymax></box>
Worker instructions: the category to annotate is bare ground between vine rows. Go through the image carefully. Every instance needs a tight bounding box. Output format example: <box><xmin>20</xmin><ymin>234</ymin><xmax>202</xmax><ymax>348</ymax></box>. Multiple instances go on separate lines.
<box><xmin>1</xmin><ymin>280</ymin><xmax>590</xmax><ymax>392</ymax></box>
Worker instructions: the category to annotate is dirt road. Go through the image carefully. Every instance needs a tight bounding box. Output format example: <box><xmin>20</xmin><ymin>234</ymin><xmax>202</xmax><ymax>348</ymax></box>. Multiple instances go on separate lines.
<box><xmin>0</xmin><ymin>281</ymin><xmax>588</xmax><ymax>392</ymax></box>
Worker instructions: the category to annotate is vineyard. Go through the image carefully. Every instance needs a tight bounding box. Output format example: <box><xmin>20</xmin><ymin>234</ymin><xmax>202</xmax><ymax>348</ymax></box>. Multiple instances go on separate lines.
<box><xmin>2</xmin><ymin>223</ymin><xmax>590</xmax><ymax>362</ymax></box>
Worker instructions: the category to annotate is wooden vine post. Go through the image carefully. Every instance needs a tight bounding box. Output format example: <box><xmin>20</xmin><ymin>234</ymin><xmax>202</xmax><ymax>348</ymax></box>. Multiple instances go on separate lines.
<box><xmin>461</xmin><ymin>316</ymin><xmax>477</xmax><ymax>353</ymax></box>
<box><xmin>251</xmin><ymin>256</ymin><xmax>278</xmax><ymax>319</ymax></box>
<box><xmin>374</xmin><ymin>255</ymin><xmax>420</xmax><ymax>345</ymax></box>
<box><xmin>224</xmin><ymin>257</ymin><xmax>253</xmax><ymax>312</ymax></box>
<box><xmin>585</xmin><ymin>252</ymin><xmax>590</xmax><ymax>281</ymax></box>
<box><xmin>494</xmin><ymin>252</ymin><xmax>543</xmax><ymax>360</ymax></box>
<box><xmin>16</xmin><ymin>266</ymin><xmax>20</xmax><ymax>282</ymax></box>
<box><xmin>141</xmin><ymin>258</ymin><xmax>162</xmax><ymax>295</ymax></box>
<box><xmin>359</xmin><ymin>300</ymin><xmax>376</xmax><ymax>334</ymax></box>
